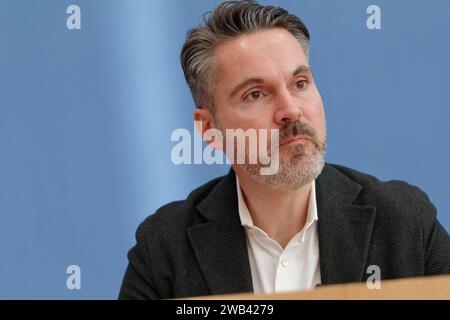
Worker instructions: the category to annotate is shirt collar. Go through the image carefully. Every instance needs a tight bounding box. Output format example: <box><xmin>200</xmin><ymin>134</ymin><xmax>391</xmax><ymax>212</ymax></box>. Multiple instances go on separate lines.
<box><xmin>235</xmin><ymin>173</ymin><xmax>318</xmax><ymax>231</ymax></box>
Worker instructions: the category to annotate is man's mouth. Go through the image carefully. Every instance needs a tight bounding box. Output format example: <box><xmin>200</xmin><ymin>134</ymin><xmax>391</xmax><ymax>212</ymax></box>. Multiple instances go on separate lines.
<box><xmin>279</xmin><ymin>135</ymin><xmax>311</xmax><ymax>148</ymax></box>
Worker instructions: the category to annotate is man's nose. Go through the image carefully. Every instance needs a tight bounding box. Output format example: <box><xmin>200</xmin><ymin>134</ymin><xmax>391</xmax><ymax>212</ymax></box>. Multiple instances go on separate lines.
<box><xmin>274</xmin><ymin>88</ymin><xmax>303</xmax><ymax>124</ymax></box>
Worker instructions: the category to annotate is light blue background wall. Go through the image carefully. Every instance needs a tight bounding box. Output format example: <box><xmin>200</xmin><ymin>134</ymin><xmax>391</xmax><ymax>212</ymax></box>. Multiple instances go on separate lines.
<box><xmin>0</xmin><ymin>0</ymin><xmax>449</xmax><ymax>299</ymax></box>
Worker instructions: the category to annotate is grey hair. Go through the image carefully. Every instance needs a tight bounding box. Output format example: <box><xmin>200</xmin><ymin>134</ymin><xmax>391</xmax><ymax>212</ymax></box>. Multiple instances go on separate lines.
<box><xmin>180</xmin><ymin>0</ymin><xmax>310</xmax><ymax>110</ymax></box>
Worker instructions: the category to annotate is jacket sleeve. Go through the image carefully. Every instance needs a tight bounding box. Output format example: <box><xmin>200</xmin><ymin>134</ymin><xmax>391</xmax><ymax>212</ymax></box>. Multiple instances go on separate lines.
<box><xmin>424</xmin><ymin>219</ymin><xmax>450</xmax><ymax>275</ymax></box>
<box><xmin>118</xmin><ymin>224</ymin><xmax>161</xmax><ymax>300</ymax></box>
<box><xmin>422</xmin><ymin>199</ymin><xmax>450</xmax><ymax>275</ymax></box>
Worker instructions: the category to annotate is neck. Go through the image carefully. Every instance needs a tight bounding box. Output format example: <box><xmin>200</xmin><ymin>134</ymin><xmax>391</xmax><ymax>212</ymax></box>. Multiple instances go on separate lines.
<box><xmin>234</xmin><ymin>165</ymin><xmax>313</xmax><ymax>248</ymax></box>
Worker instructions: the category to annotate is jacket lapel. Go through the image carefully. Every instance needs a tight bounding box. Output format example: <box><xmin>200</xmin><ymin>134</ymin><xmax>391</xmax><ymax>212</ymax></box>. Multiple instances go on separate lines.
<box><xmin>187</xmin><ymin>169</ymin><xmax>253</xmax><ymax>295</ymax></box>
<box><xmin>316</xmin><ymin>165</ymin><xmax>376</xmax><ymax>285</ymax></box>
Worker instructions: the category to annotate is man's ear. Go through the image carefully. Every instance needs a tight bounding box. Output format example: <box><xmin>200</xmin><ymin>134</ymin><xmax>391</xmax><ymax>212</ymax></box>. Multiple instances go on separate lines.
<box><xmin>193</xmin><ymin>107</ymin><xmax>224</xmax><ymax>151</ymax></box>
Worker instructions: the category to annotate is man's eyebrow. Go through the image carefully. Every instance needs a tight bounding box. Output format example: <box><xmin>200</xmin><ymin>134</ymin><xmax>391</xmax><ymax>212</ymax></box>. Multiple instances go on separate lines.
<box><xmin>228</xmin><ymin>65</ymin><xmax>313</xmax><ymax>99</ymax></box>
<box><xmin>293</xmin><ymin>65</ymin><xmax>312</xmax><ymax>77</ymax></box>
<box><xmin>229</xmin><ymin>78</ymin><xmax>265</xmax><ymax>99</ymax></box>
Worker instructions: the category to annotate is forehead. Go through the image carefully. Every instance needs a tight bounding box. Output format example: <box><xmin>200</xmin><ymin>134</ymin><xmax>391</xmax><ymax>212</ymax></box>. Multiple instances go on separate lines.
<box><xmin>214</xmin><ymin>28</ymin><xmax>308</xmax><ymax>86</ymax></box>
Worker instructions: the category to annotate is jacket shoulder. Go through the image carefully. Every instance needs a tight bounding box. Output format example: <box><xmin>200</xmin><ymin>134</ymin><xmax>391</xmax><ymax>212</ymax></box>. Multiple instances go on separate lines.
<box><xmin>329</xmin><ymin>163</ymin><xmax>432</xmax><ymax>202</ymax></box>
<box><xmin>328</xmin><ymin>163</ymin><xmax>436</xmax><ymax>220</ymax></box>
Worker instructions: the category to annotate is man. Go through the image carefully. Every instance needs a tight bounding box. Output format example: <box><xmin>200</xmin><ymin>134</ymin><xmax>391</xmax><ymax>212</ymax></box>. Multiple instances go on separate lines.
<box><xmin>119</xmin><ymin>0</ymin><xmax>450</xmax><ymax>299</ymax></box>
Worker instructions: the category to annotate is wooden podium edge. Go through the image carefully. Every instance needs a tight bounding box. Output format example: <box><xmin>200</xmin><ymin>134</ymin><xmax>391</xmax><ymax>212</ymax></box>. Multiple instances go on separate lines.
<box><xmin>186</xmin><ymin>275</ymin><xmax>450</xmax><ymax>300</ymax></box>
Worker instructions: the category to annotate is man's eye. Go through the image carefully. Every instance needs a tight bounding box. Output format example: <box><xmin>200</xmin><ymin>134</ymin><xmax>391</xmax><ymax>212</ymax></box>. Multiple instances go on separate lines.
<box><xmin>295</xmin><ymin>80</ymin><xmax>307</xmax><ymax>90</ymax></box>
<box><xmin>246</xmin><ymin>90</ymin><xmax>261</xmax><ymax>100</ymax></box>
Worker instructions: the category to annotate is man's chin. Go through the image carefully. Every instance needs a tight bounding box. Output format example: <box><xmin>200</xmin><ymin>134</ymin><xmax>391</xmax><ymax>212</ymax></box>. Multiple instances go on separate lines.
<box><xmin>238</xmin><ymin>147</ymin><xmax>325</xmax><ymax>191</ymax></box>
<box><xmin>281</xmin><ymin>149</ymin><xmax>310</xmax><ymax>165</ymax></box>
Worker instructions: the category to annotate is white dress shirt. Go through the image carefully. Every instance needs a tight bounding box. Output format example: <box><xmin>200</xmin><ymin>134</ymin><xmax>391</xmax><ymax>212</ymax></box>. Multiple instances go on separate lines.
<box><xmin>235</xmin><ymin>173</ymin><xmax>321</xmax><ymax>294</ymax></box>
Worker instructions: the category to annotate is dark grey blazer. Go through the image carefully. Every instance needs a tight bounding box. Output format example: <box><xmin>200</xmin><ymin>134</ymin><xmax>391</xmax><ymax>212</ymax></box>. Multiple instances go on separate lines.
<box><xmin>119</xmin><ymin>163</ymin><xmax>450</xmax><ymax>299</ymax></box>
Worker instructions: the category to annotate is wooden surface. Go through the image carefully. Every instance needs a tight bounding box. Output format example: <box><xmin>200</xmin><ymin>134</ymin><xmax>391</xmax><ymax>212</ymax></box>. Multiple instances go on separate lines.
<box><xmin>190</xmin><ymin>275</ymin><xmax>450</xmax><ymax>300</ymax></box>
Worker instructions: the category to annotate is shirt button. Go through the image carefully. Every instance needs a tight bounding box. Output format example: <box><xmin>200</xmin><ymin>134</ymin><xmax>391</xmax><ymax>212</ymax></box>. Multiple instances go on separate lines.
<box><xmin>280</xmin><ymin>259</ymin><xmax>288</xmax><ymax>267</ymax></box>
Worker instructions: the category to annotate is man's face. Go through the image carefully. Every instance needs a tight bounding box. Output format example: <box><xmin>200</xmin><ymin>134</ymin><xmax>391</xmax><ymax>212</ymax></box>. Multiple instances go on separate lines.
<box><xmin>210</xmin><ymin>28</ymin><xmax>327</xmax><ymax>190</ymax></box>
